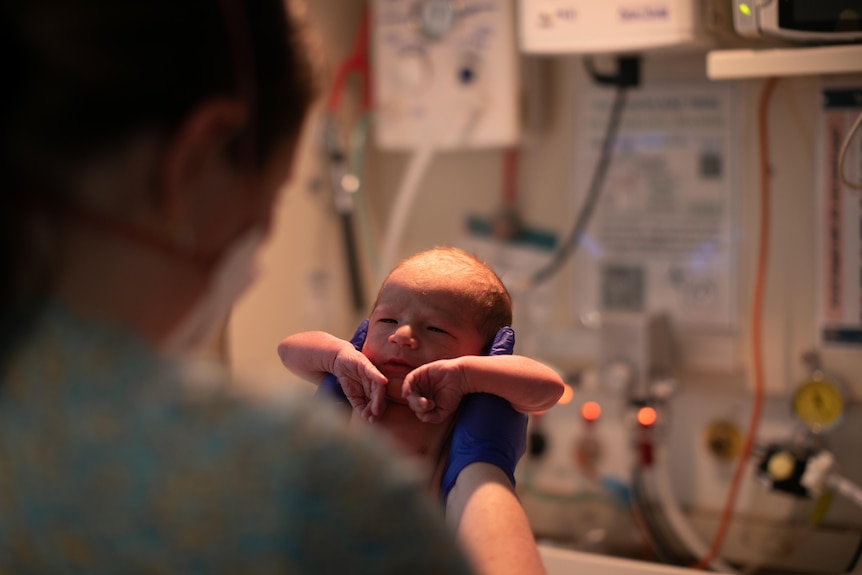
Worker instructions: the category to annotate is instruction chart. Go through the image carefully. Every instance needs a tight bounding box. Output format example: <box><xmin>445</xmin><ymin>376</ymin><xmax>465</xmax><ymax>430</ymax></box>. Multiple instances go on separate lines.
<box><xmin>572</xmin><ymin>82</ymin><xmax>738</xmax><ymax>331</ymax></box>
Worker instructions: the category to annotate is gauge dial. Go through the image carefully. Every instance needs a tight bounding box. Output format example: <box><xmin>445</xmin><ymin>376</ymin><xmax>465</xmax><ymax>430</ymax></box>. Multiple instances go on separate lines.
<box><xmin>792</xmin><ymin>376</ymin><xmax>845</xmax><ymax>433</ymax></box>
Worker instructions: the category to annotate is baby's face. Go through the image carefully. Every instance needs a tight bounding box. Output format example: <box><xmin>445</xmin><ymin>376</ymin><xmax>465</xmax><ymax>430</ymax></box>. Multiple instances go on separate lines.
<box><xmin>363</xmin><ymin>269</ymin><xmax>487</xmax><ymax>403</ymax></box>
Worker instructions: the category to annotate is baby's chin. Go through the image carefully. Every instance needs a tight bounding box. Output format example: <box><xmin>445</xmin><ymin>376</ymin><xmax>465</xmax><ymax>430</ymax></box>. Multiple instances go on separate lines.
<box><xmin>384</xmin><ymin>378</ymin><xmax>408</xmax><ymax>405</ymax></box>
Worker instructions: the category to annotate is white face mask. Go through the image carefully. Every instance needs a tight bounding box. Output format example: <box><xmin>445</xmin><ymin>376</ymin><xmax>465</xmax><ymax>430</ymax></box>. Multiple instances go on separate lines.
<box><xmin>161</xmin><ymin>226</ymin><xmax>265</xmax><ymax>356</ymax></box>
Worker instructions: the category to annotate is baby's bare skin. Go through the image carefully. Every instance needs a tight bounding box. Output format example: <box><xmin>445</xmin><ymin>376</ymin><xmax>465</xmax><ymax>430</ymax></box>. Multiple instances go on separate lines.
<box><xmin>353</xmin><ymin>396</ymin><xmax>455</xmax><ymax>494</ymax></box>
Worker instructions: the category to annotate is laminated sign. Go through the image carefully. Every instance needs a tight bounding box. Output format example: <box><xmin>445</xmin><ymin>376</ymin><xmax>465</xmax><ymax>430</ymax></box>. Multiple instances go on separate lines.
<box><xmin>818</xmin><ymin>86</ymin><xmax>862</xmax><ymax>347</ymax></box>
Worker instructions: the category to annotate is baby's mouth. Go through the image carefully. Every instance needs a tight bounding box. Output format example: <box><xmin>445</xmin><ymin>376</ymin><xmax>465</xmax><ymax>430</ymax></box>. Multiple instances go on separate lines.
<box><xmin>382</xmin><ymin>359</ymin><xmax>414</xmax><ymax>377</ymax></box>
<box><xmin>380</xmin><ymin>361</ymin><xmax>411</xmax><ymax>405</ymax></box>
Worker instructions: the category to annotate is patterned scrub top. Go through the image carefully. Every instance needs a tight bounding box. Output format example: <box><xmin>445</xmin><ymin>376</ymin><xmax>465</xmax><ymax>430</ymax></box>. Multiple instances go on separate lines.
<box><xmin>0</xmin><ymin>305</ymin><xmax>473</xmax><ymax>574</ymax></box>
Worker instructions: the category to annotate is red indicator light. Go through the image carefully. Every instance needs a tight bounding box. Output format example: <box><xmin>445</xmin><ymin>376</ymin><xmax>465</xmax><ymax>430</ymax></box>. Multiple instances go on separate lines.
<box><xmin>581</xmin><ymin>401</ymin><xmax>602</xmax><ymax>422</ymax></box>
<box><xmin>637</xmin><ymin>406</ymin><xmax>657</xmax><ymax>427</ymax></box>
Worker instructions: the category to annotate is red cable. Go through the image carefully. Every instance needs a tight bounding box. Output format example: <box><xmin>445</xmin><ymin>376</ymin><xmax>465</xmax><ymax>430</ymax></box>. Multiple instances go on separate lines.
<box><xmin>325</xmin><ymin>5</ymin><xmax>371</xmax><ymax>113</ymax></box>
<box><xmin>693</xmin><ymin>77</ymin><xmax>779</xmax><ymax>570</ymax></box>
<box><xmin>502</xmin><ymin>148</ymin><xmax>519</xmax><ymax>209</ymax></box>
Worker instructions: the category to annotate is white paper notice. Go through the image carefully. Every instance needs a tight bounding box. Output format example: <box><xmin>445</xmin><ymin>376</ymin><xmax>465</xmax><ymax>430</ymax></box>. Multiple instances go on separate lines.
<box><xmin>573</xmin><ymin>82</ymin><xmax>738</xmax><ymax>332</ymax></box>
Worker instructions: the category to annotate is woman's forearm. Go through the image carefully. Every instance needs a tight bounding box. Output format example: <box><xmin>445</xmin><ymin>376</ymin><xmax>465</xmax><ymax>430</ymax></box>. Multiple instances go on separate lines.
<box><xmin>446</xmin><ymin>463</ymin><xmax>546</xmax><ymax>575</ymax></box>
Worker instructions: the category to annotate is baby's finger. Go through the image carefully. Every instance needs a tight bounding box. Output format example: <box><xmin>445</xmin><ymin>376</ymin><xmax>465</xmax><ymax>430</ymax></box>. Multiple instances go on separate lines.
<box><xmin>400</xmin><ymin>377</ymin><xmax>414</xmax><ymax>399</ymax></box>
<box><xmin>356</xmin><ymin>404</ymin><xmax>374</xmax><ymax>423</ymax></box>
<box><xmin>347</xmin><ymin>395</ymin><xmax>369</xmax><ymax>417</ymax></box>
<box><xmin>401</xmin><ymin>381</ymin><xmax>426</xmax><ymax>409</ymax></box>
<box><xmin>405</xmin><ymin>392</ymin><xmax>432</xmax><ymax>413</ymax></box>
<box><xmin>369</xmin><ymin>380</ymin><xmax>387</xmax><ymax>417</ymax></box>
<box><xmin>401</xmin><ymin>373</ymin><xmax>429</xmax><ymax>401</ymax></box>
<box><xmin>414</xmin><ymin>407</ymin><xmax>445</xmax><ymax>425</ymax></box>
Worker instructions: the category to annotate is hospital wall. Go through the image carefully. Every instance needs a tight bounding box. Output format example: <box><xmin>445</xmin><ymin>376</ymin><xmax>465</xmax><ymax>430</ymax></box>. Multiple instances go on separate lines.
<box><xmin>228</xmin><ymin>0</ymin><xmax>861</xmax><ymax>400</ymax></box>
<box><xmin>225</xmin><ymin>1</ymin><xmax>862</xmax><ymax>569</ymax></box>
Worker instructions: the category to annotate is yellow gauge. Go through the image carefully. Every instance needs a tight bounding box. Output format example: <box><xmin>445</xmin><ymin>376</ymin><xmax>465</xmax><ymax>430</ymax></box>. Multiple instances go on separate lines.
<box><xmin>792</xmin><ymin>375</ymin><xmax>845</xmax><ymax>433</ymax></box>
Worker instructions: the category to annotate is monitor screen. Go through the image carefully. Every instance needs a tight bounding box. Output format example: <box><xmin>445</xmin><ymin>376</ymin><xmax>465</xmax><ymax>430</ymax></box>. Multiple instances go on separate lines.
<box><xmin>779</xmin><ymin>0</ymin><xmax>862</xmax><ymax>32</ymax></box>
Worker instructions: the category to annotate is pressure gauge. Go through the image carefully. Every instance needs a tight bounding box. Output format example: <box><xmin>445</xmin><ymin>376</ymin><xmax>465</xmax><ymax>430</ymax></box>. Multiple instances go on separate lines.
<box><xmin>416</xmin><ymin>0</ymin><xmax>458</xmax><ymax>40</ymax></box>
<box><xmin>792</xmin><ymin>372</ymin><xmax>845</xmax><ymax>434</ymax></box>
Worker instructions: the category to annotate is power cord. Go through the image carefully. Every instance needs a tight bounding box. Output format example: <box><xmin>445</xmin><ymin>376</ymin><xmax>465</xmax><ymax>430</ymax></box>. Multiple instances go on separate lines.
<box><xmin>837</xmin><ymin>108</ymin><xmax>862</xmax><ymax>190</ymax></box>
<box><xmin>528</xmin><ymin>56</ymin><xmax>639</xmax><ymax>289</ymax></box>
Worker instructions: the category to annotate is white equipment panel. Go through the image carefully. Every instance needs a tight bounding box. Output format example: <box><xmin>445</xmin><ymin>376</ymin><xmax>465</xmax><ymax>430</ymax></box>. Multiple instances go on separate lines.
<box><xmin>541</xmin><ymin>545</ymin><xmax>702</xmax><ymax>575</ymax></box>
<box><xmin>372</xmin><ymin>0</ymin><xmax>519</xmax><ymax>149</ymax></box>
<box><xmin>519</xmin><ymin>0</ymin><xmax>720</xmax><ymax>54</ymax></box>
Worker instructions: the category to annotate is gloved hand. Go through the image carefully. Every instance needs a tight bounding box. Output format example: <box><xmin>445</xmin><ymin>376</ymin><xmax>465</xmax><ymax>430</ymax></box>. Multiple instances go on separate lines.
<box><xmin>315</xmin><ymin>319</ymin><xmax>368</xmax><ymax>408</ymax></box>
<box><xmin>440</xmin><ymin>327</ymin><xmax>527</xmax><ymax>503</ymax></box>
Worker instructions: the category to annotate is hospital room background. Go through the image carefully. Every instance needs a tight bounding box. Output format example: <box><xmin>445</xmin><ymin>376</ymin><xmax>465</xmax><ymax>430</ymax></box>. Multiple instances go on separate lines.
<box><xmin>226</xmin><ymin>1</ymin><xmax>861</xmax><ymax>573</ymax></box>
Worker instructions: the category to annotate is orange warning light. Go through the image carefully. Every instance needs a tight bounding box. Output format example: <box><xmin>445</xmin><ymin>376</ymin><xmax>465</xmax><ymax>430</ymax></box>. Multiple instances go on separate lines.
<box><xmin>637</xmin><ymin>406</ymin><xmax>657</xmax><ymax>427</ymax></box>
<box><xmin>581</xmin><ymin>401</ymin><xmax>602</xmax><ymax>423</ymax></box>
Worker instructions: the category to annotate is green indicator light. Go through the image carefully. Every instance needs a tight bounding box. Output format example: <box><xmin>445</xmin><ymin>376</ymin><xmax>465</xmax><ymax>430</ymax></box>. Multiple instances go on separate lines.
<box><xmin>739</xmin><ymin>3</ymin><xmax>752</xmax><ymax>16</ymax></box>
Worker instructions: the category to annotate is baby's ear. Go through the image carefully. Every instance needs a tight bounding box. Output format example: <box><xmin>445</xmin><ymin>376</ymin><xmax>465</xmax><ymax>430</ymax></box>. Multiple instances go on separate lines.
<box><xmin>485</xmin><ymin>326</ymin><xmax>515</xmax><ymax>356</ymax></box>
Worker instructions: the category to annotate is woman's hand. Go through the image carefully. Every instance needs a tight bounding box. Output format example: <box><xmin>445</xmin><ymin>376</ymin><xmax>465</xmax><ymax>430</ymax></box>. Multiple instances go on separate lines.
<box><xmin>434</xmin><ymin>327</ymin><xmax>527</xmax><ymax>502</ymax></box>
<box><xmin>440</xmin><ymin>392</ymin><xmax>527</xmax><ymax>503</ymax></box>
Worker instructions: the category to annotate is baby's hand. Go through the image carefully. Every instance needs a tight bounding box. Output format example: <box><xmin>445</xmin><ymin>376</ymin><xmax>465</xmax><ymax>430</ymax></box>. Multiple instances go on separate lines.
<box><xmin>401</xmin><ymin>359</ymin><xmax>470</xmax><ymax>424</ymax></box>
<box><xmin>332</xmin><ymin>346</ymin><xmax>388</xmax><ymax>422</ymax></box>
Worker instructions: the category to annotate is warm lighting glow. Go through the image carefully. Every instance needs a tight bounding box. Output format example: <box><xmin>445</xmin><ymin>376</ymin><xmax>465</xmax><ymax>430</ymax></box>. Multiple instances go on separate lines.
<box><xmin>558</xmin><ymin>383</ymin><xmax>574</xmax><ymax>405</ymax></box>
<box><xmin>637</xmin><ymin>406</ymin><xmax>657</xmax><ymax>427</ymax></box>
<box><xmin>581</xmin><ymin>401</ymin><xmax>602</xmax><ymax>422</ymax></box>
<box><xmin>341</xmin><ymin>173</ymin><xmax>360</xmax><ymax>193</ymax></box>
<box><xmin>535</xmin><ymin>383</ymin><xmax>574</xmax><ymax>416</ymax></box>
<box><xmin>738</xmin><ymin>3</ymin><xmax>751</xmax><ymax>16</ymax></box>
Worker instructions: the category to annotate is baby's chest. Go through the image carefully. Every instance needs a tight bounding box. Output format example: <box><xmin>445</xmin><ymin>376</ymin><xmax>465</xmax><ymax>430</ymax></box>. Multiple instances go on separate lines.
<box><xmin>369</xmin><ymin>405</ymin><xmax>453</xmax><ymax>467</ymax></box>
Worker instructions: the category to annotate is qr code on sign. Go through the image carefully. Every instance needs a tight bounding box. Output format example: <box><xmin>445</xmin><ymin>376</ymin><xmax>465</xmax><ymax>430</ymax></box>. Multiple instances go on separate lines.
<box><xmin>601</xmin><ymin>265</ymin><xmax>644</xmax><ymax>312</ymax></box>
<box><xmin>699</xmin><ymin>151</ymin><xmax>722</xmax><ymax>179</ymax></box>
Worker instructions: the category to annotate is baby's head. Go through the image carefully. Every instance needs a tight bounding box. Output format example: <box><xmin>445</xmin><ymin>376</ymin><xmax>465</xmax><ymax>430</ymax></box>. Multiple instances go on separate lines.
<box><xmin>363</xmin><ymin>247</ymin><xmax>512</xmax><ymax>397</ymax></box>
<box><xmin>377</xmin><ymin>247</ymin><xmax>512</xmax><ymax>346</ymax></box>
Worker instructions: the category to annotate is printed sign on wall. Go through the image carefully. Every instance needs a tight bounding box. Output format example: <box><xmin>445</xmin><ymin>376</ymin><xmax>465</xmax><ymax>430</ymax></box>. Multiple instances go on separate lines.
<box><xmin>818</xmin><ymin>86</ymin><xmax>862</xmax><ymax>347</ymax></box>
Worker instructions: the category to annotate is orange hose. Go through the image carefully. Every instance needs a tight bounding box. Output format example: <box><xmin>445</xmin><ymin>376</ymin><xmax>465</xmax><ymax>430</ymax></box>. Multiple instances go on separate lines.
<box><xmin>693</xmin><ymin>77</ymin><xmax>779</xmax><ymax>570</ymax></box>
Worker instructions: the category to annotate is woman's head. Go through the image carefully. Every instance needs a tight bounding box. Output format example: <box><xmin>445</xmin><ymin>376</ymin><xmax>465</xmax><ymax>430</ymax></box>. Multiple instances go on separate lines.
<box><xmin>1</xmin><ymin>0</ymin><xmax>316</xmax><ymax>181</ymax></box>
<box><xmin>1</xmin><ymin>0</ymin><xmax>319</xmax><ymax>361</ymax></box>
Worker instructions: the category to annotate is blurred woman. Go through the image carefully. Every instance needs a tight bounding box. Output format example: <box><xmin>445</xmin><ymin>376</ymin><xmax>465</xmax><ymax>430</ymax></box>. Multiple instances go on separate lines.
<box><xmin>0</xmin><ymin>1</ymin><xmax>545</xmax><ymax>574</ymax></box>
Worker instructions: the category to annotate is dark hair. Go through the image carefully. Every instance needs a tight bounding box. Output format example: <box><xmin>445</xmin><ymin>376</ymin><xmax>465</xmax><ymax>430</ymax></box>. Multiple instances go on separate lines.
<box><xmin>0</xmin><ymin>0</ymin><xmax>319</xmax><ymax>367</ymax></box>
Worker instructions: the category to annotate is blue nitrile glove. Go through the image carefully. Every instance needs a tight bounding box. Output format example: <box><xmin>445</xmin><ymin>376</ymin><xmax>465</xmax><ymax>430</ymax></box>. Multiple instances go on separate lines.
<box><xmin>440</xmin><ymin>326</ymin><xmax>528</xmax><ymax>503</ymax></box>
<box><xmin>315</xmin><ymin>319</ymin><xmax>368</xmax><ymax>407</ymax></box>
<box><xmin>486</xmin><ymin>325</ymin><xmax>515</xmax><ymax>356</ymax></box>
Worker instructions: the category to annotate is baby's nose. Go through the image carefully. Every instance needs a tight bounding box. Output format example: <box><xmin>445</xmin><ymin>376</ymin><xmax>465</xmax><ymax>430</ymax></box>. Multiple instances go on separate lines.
<box><xmin>389</xmin><ymin>325</ymin><xmax>418</xmax><ymax>348</ymax></box>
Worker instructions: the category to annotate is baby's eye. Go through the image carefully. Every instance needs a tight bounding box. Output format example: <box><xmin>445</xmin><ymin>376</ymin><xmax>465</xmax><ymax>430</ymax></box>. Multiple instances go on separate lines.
<box><xmin>379</xmin><ymin>318</ymin><xmax>398</xmax><ymax>325</ymax></box>
<box><xmin>427</xmin><ymin>326</ymin><xmax>449</xmax><ymax>335</ymax></box>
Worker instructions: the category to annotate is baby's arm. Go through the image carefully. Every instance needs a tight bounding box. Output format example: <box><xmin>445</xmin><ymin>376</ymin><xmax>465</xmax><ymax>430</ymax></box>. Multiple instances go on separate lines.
<box><xmin>277</xmin><ymin>331</ymin><xmax>388</xmax><ymax>419</ymax></box>
<box><xmin>457</xmin><ymin>354</ymin><xmax>564</xmax><ymax>412</ymax></box>
<box><xmin>403</xmin><ymin>354</ymin><xmax>564</xmax><ymax>424</ymax></box>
